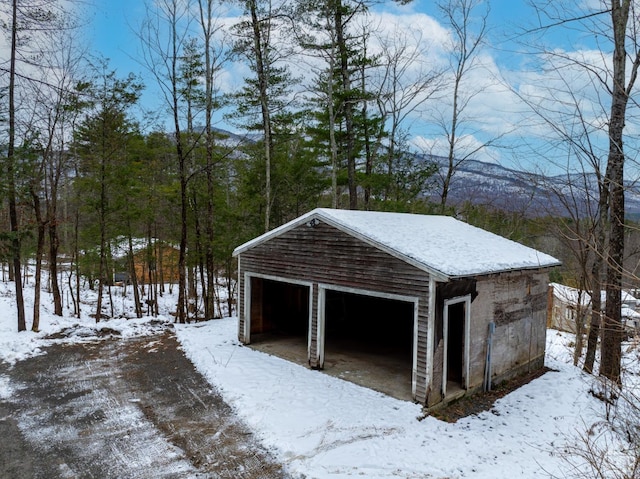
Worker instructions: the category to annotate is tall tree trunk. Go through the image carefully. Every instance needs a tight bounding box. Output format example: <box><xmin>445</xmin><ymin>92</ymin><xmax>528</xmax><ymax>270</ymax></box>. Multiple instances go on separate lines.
<box><xmin>200</xmin><ymin>0</ymin><xmax>216</xmax><ymax>321</ymax></box>
<box><xmin>361</xmin><ymin>49</ymin><xmax>372</xmax><ymax>210</ymax></box>
<box><xmin>96</xmin><ymin>134</ymin><xmax>107</xmax><ymax>322</ymax></box>
<box><xmin>8</xmin><ymin>0</ymin><xmax>26</xmax><ymax>331</ymax></box>
<box><xmin>191</xmin><ymin>192</ymin><xmax>203</xmax><ymax>320</ymax></box>
<box><xmin>127</xmin><ymin>234</ymin><xmax>142</xmax><ymax>318</ymax></box>
<box><xmin>169</xmin><ymin>6</ymin><xmax>188</xmax><ymax>324</ymax></box>
<box><xmin>48</xmin><ymin>216</ymin><xmax>63</xmax><ymax>315</ymax></box>
<box><xmin>96</xmin><ymin>248</ymin><xmax>105</xmax><ymax>322</ymax></box>
<box><xmin>584</xmin><ymin>251</ymin><xmax>604</xmax><ymax>374</ymax></box>
<box><xmin>248</xmin><ymin>0</ymin><xmax>274</xmax><ymax>231</ymax></box>
<box><xmin>440</xmin><ymin>64</ymin><xmax>462</xmax><ymax>212</ymax></box>
<box><xmin>334</xmin><ymin>0</ymin><xmax>357</xmax><ymax>210</ymax></box>
<box><xmin>46</xmin><ymin>154</ymin><xmax>63</xmax><ymax>316</ymax></box>
<box><xmin>226</xmin><ymin>257</ymin><xmax>234</xmax><ymax>317</ymax></box>
<box><xmin>327</xmin><ymin>53</ymin><xmax>339</xmax><ymax>209</ymax></box>
<box><xmin>573</xmin><ymin>289</ymin><xmax>586</xmax><ymax>366</ymax></box>
<box><xmin>73</xmin><ymin>181</ymin><xmax>81</xmax><ymax>318</ymax></box>
<box><xmin>600</xmin><ymin>0</ymin><xmax>634</xmax><ymax>385</ymax></box>
<box><xmin>177</xmin><ymin>150</ymin><xmax>188</xmax><ymax>323</ymax></box>
<box><xmin>47</xmin><ymin>150</ymin><xmax>64</xmax><ymax>316</ymax></box>
<box><xmin>31</xmin><ymin>190</ymin><xmax>45</xmax><ymax>332</ymax></box>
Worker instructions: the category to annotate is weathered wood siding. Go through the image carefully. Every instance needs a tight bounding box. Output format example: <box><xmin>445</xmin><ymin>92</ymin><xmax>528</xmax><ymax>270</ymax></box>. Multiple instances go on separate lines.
<box><xmin>237</xmin><ymin>219</ymin><xmax>551</xmax><ymax>406</ymax></box>
<box><xmin>237</xmin><ymin>220</ymin><xmax>432</xmax><ymax>403</ymax></box>
<box><xmin>467</xmin><ymin>270</ymin><xmax>548</xmax><ymax>389</ymax></box>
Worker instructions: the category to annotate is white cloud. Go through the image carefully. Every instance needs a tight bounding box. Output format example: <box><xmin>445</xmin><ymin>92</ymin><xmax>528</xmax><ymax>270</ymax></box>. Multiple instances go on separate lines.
<box><xmin>411</xmin><ymin>133</ymin><xmax>501</xmax><ymax>164</ymax></box>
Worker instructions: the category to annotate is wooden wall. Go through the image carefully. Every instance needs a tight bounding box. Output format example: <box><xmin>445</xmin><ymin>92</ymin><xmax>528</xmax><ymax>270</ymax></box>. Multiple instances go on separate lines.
<box><xmin>237</xmin><ymin>219</ymin><xmax>550</xmax><ymax>406</ymax></box>
<box><xmin>237</xmin><ymin>220</ymin><xmax>432</xmax><ymax>402</ymax></box>
<box><xmin>467</xmin><ymin>269</ymin><xmax>548</xmax><ymax>389</ymax></box>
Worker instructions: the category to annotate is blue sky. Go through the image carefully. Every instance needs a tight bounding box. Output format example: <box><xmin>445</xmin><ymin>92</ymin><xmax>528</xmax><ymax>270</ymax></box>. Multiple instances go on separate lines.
<box><xmin>82</xmin><ymin>1</ymin><xmax>628</xmax><ymax>176</ymax></box>
<box><xmin>86</xmin><ymin>0</ymin><xmax>533</xmax><ymax>108</ymax></box>
<box><xmin>89</xmin><ymin>1</ymin><xmax>147</xmax><ymax>75</ymax></box>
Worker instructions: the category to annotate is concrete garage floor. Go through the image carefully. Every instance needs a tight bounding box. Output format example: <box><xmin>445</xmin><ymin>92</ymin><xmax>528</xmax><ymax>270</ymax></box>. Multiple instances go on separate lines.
<box><xmin>250</xmin><ymin>333</ymin><xmax>414</xmax><ymax>402</ymax></box>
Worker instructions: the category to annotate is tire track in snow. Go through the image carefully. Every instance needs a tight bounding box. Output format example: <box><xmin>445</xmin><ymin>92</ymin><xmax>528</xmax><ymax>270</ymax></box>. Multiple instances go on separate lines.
<box><xmin>0</xmin><ymin>332</ymin><xmax>290</xmax><ymax>478</ymax></box>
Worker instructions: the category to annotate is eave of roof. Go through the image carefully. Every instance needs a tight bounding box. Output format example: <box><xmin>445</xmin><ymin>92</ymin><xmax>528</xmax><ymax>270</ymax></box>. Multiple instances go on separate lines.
<box><xmin>233</xmin><ymin>208</ymin><xmax>561</xmax><ymax>281</ymax></box>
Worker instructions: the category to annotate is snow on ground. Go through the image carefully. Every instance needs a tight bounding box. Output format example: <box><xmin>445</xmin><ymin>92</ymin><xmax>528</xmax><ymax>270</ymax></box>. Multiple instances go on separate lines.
<box><xmin>176</xmin><ymin>320</ymin><xmax>608</xmax><ymax>478</ymax></box>
<box><xmin>0</xmin><ymin>277</ymin><xmax>174</xmax><ymax>366</ymax></box>
<box><xmin>0</xmin><ymin>272</ymin><xmax>637</xmax><ymax>478</ymax></box>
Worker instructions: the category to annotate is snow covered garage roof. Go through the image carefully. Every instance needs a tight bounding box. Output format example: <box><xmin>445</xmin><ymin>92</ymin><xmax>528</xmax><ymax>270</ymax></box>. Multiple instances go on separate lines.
<box><xmin>233</xmin><ymin>208</ymin><xmax>561</xmax><ymax>280</ymax></box>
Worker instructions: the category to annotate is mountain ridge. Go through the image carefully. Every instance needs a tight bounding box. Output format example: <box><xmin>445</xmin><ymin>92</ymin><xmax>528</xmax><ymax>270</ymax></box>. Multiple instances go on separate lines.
<box><xmin>426</xmin><ymin>154</ymin><xmax>640</xmax><ymax>220</ymax></box>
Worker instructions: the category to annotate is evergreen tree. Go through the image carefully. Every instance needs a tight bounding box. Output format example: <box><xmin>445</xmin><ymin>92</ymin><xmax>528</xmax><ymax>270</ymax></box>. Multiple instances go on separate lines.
<box><xmin>298</xmin><ymin>0</ymin><xmax>395</xmax><ymax>210</ymax></box>
<box><xmin>230</xmin><ymin>0</ymin><xmax>299</xmax><ymax>230</ymax></box>
<box><xmin>71</xmin><ymin>65</ymin><xmax>143</xmax><ymax>322</ymax></box>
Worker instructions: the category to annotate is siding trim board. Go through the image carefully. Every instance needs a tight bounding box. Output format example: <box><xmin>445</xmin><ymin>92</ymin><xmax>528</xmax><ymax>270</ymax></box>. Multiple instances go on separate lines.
<box><xmin>317</xmin><ymin>288</ymin><xmax>326</xmax><ymax>368</ymax></box>
<box><xmin>412</xmin><ymin>300</ymin><xmax>419</xmax><ymax>399</ymax></box>
<box><xmin>427</xmin><ymin>278</ymin><xmax>437</xmax><ymax>399</ymax></box>
<box><xmin>317</xmin><ymin>282</ymin><xmax>419</xmax><ymax>304</ymax></box>
<box><xmin>242</xmin><ymin>271</ymin><xmax>251</xmax><ymax>343</ymax></box>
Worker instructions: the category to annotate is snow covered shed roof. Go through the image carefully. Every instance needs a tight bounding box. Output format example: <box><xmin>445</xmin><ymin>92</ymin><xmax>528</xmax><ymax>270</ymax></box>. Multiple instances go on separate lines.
<box><xmin>550</xmin><ymin>282</ymin><xmax>639</xmax><ymax>307</ymax></box>
<box><xmin>233</xmin><ymin>208</ymin><xmax>560</xmax><ymax>280</ymax></box>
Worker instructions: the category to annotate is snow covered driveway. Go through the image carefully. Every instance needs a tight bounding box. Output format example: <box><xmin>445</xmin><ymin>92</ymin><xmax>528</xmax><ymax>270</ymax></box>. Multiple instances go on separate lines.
<box><xmin>0</xmin><ymin>331</ymin><xmax>289</xmax><ymax>479</ymax></box>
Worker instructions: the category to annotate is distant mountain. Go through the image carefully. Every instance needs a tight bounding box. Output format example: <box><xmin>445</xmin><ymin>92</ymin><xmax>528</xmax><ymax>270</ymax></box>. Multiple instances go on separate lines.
<box><xmin>425</xmin><ymin>154</ymin><xmax>640</xmax><ymax>220</ymax></box>
<box><xmin>210</xmin><ymin>127</ymin><xmax>640</xmax><ymax>219</ymax></box>
<box><xmin>211</xmin><ymin>127</ymin><xmax>262</xmax><ymax>145</ymax></box>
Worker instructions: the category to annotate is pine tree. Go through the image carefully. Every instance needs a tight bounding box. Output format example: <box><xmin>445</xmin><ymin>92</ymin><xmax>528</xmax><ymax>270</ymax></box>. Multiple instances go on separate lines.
<box><xmin>71</xmin><ymin>65</ymin><xmax>143</xmax><ymax>322</ymax></box>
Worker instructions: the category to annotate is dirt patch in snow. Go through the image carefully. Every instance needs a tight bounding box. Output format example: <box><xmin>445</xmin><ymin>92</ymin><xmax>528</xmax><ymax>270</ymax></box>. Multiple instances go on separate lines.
<box><xmin>0</xmin><ymin>330</ymin><xmax>291</xmax><ymax>478</ymax></box>
<box><xmin>429</xmin><ymin>367</ymin><xmax>552</xmax><ymax>423</ymax></box>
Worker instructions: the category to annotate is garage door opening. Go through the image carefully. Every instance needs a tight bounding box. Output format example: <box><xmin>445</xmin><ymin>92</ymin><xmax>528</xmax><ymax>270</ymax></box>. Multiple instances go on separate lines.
<box><xmin>322</xmin><ymin>289</ymin><xmax>415</xmax><ymax>401</ymax></box>
<box><xmin>248</xmin><ymin>277</ymin><xmax>310</xmax><ymax>364</ymax></box>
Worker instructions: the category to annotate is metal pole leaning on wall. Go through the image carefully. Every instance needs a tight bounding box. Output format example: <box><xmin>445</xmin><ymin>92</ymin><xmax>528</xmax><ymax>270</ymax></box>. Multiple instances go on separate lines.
<box><xmin>484</xmin><ymin>321</ymin><xmax>495</xmax><ymax>392</ymax></box>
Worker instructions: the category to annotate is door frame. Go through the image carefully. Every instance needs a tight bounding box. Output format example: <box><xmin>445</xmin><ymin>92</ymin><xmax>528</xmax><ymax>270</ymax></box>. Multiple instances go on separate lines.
<box><xmin>317</xmin><ymin>283</ymin><xmax>419</xmax><ymax>398</ymax></box>
<box><xmin>442</xmin><ymin>294</ymin><xmax>471</xmax><ymax>397</ymax></box>
<box><xmin>243</xmin><ymin>272</ymin><xmax>313</xmax><ymax>358</ymax></box>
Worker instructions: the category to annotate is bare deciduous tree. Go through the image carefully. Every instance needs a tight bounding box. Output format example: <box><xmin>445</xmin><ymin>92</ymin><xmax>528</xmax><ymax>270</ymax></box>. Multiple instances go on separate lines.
<box><xmin>599</xmin><ymin>0</ymin><xmax>640</xmax><ymax>384</ymax></box>
<box><xmin>139</xmin><ymin>0</ymin><xmax>194</xmax><ymax>323</ymax></box>
<box><xmin>374</xmin><ymin>24</ymin><xmax>443</xmax><ymax>202</ymax></box>
<box><xmin>1</xmin><ymin>0</ymin><xmax>74</xmax><ymax>331</ymax></box>
<box><xmin>435</xmin><ymin>0</ymin><xmax>497</xmax><ymax>211</ymax></box>
<box><xmin>520</xmin><ymin>0</ymin><xmax>640</xmax><ymax>382</ymax></box>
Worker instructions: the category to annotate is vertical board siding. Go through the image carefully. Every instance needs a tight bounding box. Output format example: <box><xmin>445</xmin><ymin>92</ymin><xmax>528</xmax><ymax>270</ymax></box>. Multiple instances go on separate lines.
<box><xmin>468</xmin><ymin>270</ymin><xmax>549</xmax><ymax>389</ymax></box>
<box><xmin>239</xmin><ymin>221</ymin><xmax>431</xmax><ymax>402</ymax></box>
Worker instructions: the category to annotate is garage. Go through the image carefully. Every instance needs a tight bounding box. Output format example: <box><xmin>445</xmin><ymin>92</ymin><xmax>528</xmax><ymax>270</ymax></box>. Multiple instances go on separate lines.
<box><xmin>246</xmin><ymin>276</ymin><xmax>417</xmax><ymax>400</ymax></box>
<box><xmin>234</xmin><ymin>208</ymin><xmax>559</xmax><ymax>406</ymax></box>
<box><xmin>249</xmin><ymin>277</ymin><xmax>310</xmax><ymax>338</ymax></box>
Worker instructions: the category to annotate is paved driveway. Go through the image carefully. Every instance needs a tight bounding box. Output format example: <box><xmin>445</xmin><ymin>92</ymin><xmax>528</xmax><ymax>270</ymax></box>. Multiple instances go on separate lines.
<box><xmin>0</xmin><ymin>330</ymin><xmax>290</xmax><ymax>478</ymax></box>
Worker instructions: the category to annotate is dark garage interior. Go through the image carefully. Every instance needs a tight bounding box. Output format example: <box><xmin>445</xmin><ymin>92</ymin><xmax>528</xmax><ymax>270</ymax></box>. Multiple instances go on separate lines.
<box><xmin>249</xmin><ymin>277</ymin><xmax>310</xmax><ymax>338</ymax></box>
<box><xmin>249</xmin><ymin>279</ymin><xmax>416</xmax><ymax>400</ymax></box>
<box><xmin>323</xmin><ymin>289</ymin><xmax>415</xmax><ymax>400</ymax></box>
<box><xmin>324</xmin><ymin>289</ymin><xmax>414</xmax><ymax>358</ymax></box>
<box><xmin>446</xmin><ymin>301</ymin><xmax>465</xmax><ymax>387</ymax></box>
